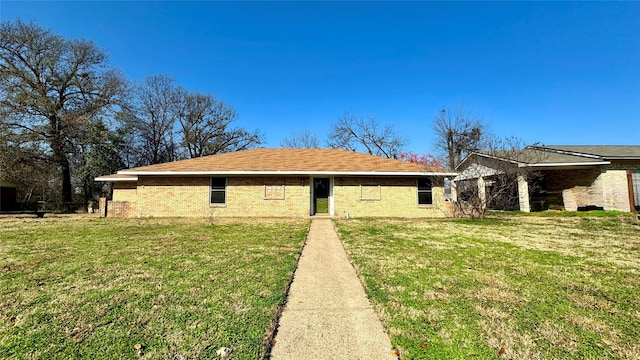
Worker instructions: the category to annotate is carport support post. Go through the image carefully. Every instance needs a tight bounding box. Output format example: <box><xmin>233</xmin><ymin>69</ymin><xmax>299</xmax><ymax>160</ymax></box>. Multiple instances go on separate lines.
<box><xmin>477</xmin><ymin>177</ymin><xmax>486</xmax><ymax>209</ymax></box>
<box><xmin>517</xmin><ymin>175</ymin><xmax>531</xmax><ymax>212</ymax></box>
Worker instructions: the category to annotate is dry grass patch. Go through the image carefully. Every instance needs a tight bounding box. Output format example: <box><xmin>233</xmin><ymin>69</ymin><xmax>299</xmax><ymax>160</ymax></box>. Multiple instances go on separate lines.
<box><xmin>0</xmin><ymin>216</ymin><xmax>309</xmax><ymax>359</ymax></box>
<box><xmin>335</xmin><ymin>215</ymin><xmax>640</xmax><ymax>359</ymax></box>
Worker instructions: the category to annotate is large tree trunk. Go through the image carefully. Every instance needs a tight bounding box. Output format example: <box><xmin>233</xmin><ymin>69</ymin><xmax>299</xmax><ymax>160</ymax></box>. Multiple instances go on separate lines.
<box><xmin>447</xmin><ymin>131</ymin><xmax>456</xmax><ymax>170</ymax></box>
<box><xmin>60</xmin><ymin>157</ymin><xmax>73</xmax><ymax>213</ymax></box>
<box><xmin>50</xmin><ymin>115</ymin><xmax>73</xmax><ymax>212</ymax></box>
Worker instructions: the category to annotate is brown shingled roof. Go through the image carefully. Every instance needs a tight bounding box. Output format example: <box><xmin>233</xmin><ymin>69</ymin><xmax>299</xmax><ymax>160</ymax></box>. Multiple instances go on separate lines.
<box><xmin>458</xmin><ymin>145</ymin><xmax>640</xmax><ymax>171</ymax></box>
<box><xmin>115</xmin><ymin>148</ymin><xmax>452</xmax><ymax>175</ymax></box>
<box><xmin>538</xmin><ymin>145</ymin><xmax>640</xmax><ymax>160</ymax></box>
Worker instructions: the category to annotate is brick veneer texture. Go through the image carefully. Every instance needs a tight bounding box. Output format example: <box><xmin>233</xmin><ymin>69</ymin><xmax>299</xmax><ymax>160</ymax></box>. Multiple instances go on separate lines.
<box><xmin>108</xmin><ymin>176</ymin><xmax>447</xmax><ymax>218</ymax></box>
<box><xmin>543</xmin><ymin>166</ymin><xmax>635</xmax><ymax>211</ymax></box>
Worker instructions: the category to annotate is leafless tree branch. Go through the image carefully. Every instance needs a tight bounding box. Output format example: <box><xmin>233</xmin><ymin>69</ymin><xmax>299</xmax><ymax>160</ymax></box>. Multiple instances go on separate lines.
<box><xmin>327</xmin><ymin>112</ymin><xmax>406</xmax><ymax>158</ymax></box>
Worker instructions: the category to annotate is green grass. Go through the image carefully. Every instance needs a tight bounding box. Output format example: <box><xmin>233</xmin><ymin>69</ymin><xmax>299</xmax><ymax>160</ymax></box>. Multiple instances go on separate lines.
<box><xmin>492</xmin><ymin>209</ymin><xmax>633</xmax><ymax>218</ymax></box>
<box><xmin>334</xmin><ymin>215</ymin><xmax>640</xmax><ymax>359</ymax></box>
<box><xmin>0</xmin><ymin>217</ymin><xmax>309</xmax><ymax>359</ymax></box>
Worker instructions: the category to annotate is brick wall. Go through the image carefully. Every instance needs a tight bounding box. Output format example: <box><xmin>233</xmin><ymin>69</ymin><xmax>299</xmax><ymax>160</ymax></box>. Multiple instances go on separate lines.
<box><xmin>106</xmin><ymin>201</ymin><xmax>134</xmax><ymax>217</ymax></box>
<box><xmin>136</xmin><ymin>176</ymin><xmax>211</xmax><ymax>217</ymax></box>
<box><xmin>106</xmin><ymin>183</ymin><xmax>138</xmax><ymax>217</ymax></box>
<box><xmin>132</xmin><ymin>176</ymin><xmax>311</xmax><ymax>218</ymax></box>
<box><xmin>601</xmin><ymin>169</ymin><xmax>631</xmax><ymax>211</ymax></box>
<box><xmin>541</xmin><ymin>163</ymin><xmax>639</xmax><ymax>212</ymax></box>
<box><xmin>333</xmin><ymin>177</ymin><xmax>447</xmax><ymax>218</ymax></box>
<box><xmin>108</xmin><ymin>175</ymin><xmax>448</xmax><ymax>218</ymax></box>
<box><xmin>113</xmin><ymin>182</ymin><xmax>137</xmax><ymax>202</ymax></box>
<box><xmin>216</xmin><ymin>177</ymin><xmax>310</xmax><ymax>218</ymax></box>
<box><xmin>541</xmin><ymin>168</ymin><xmax>601</xmax><ymax>211</ymax></box>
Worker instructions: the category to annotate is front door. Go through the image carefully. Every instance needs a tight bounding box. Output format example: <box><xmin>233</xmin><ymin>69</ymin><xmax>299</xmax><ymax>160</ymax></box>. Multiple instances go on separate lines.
<box><xmin>313</xmin><ymin>178</ymin><xmax>330</xmax><ymax>214</ymax></box>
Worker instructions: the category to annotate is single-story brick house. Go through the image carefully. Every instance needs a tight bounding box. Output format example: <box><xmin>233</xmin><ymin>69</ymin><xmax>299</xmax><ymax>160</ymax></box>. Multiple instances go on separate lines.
<box><xmin>96</xmin><ymin>148</ymin><xmax>456</xmax><ymax>218</ymax></box>
<box><xmin>455</xmin><ymin>145</ymin><xmax>640</xmax><ymax>212</ymax></box>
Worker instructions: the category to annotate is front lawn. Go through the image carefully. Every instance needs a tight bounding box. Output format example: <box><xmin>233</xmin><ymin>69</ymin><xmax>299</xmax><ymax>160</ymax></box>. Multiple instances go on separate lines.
<box><xmin>335</xmin><ymin>215</ymin><xmax>640</xmax><ymax>359</ymax></box>
<box><xmin>0</xmin><ymin>217</ymin><xmax>309</xmax><ymax>359</ymax></box>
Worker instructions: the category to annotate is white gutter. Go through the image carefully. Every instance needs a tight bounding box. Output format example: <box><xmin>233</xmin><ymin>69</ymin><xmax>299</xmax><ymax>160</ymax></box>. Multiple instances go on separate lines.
<box><xmin>94</xmin><ymin>176</ymin><xmax>139</xmax><ymax>182</ymax></box>
<box><xmin>116</xmin><ymin>170</ymin><xmax>458</xmax><ymax>177</ymax></box>
<box><xmin>475</xmin><ymin>153</ymin><xmax>523</xmax><ymax>165</ymax></box>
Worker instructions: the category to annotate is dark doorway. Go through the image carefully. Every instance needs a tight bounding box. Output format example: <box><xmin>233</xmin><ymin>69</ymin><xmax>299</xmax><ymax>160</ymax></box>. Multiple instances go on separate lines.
<box><xmin>313</xmin><ymin>178</ymin><xmax>330</xmax><ymax>214</ymax></box>
<box><xmin>0</xmin><ymin>186</ymin><xmax>17</xmax><ymax>212</ymax></box>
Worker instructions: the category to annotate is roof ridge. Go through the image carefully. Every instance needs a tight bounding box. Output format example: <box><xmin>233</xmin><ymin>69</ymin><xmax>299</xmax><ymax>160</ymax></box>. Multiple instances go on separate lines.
<box><xmin>532</xmin><ymin>145</ymin><xmax>640</xmax><ymax>160</ymax></box>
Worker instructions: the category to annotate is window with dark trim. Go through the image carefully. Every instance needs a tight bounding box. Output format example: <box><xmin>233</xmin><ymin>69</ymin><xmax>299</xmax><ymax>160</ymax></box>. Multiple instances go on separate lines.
<box><xmin>210</xmin><ymin>178</ymin><xmax>226</xmax><ymax>204</ymax></box>
<box><xmin>633</xmin><ymin>170</ymin><xmax>640</xmax><ymax>211</ymax></box>
<box><xmin>417</xmin><ymin>178</ymin><xmax>433</xmax><ymax>205</ymax></box>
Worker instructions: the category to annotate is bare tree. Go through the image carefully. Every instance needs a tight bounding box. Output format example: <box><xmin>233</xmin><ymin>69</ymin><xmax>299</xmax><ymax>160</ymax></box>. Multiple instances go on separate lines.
<box><xmin>124</xmin><ymin>78</ymin><xmax>262</xmax><ymax>163</ymax></box>
<box><xmin>432</xmin><ymin>103</ymin><xmax>545</xmax><ymax>218</ymax></box>
<box><xmin>327</xmin><ymin>112</ymin><xmax>407</xmax><ymax>158</ymax></box>
<box><xmin>176</xmin><ymin>91</ymin><xmax>262</xmax><ymax>158</ymax></box>
<box><xmin>124</xmin><ymin>74</ymin><xmax>181</xmax><ymax>165</ymax></box>
<box><xmin>282</xmin><ymin>129</ymin><xmax>320</xmax><ymax>148</ymax></box>
<box><xmin>0</xmin><ymin>20</ymin><xmax>125</xmax><ymax>210</ymax></box>
<box><xmin>433</xmin><ymin>103</ymin><xmax>488</xmax><ymax>170</ymax></box>
<box><xmin>453</xmin><ymin>137</ymin><xmax>544</xmax><ymax>218</ymax></box>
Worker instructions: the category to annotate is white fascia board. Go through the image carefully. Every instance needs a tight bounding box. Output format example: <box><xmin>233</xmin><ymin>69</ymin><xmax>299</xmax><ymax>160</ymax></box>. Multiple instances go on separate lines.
<box><xmin>117</xmin><ymin>170</ymin><xmax>458</xmax><ymax>177</ymax></box>
<box><xmin>519</xmin><ymin>161</ymin><xmax>610</xmax><ymax>168</ymax></box>
<box><xmin>95</xmin><ymin>176</ymin><xmax>139</xmax><ymax>182</ymax></box>
<box><xmin>476</xmin><ymin>152</ymin><xmax>523</xmax><ymax>165</ymax></box>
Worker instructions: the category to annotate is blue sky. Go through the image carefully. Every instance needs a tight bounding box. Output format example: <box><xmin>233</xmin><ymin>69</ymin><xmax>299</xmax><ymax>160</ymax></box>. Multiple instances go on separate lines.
<box><xmin>2</xmin><ymin>1</ymin><xmax>639</xmax><ymax>155</ymax></box>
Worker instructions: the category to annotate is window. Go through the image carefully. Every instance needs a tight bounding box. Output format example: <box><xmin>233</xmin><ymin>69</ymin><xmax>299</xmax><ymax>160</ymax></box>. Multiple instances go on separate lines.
<box><xmin>444</xmin><ymin>177</ymin><xmax>452</xmax><ymax>201</ymax></box>
<box><xmin>417</xmin><ymin>178</ymin><xmax>433</xmax><ymax>205</ymax></box>
<box><xmin>210</xmin><ymin>178</ymin><xmax>226</xmax><ymax>204</ymax></box>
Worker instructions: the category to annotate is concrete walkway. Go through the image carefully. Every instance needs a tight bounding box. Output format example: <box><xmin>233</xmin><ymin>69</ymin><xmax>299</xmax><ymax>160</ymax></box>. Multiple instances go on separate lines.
<box><xmin>270</xmin><ymin>218</ymin><xmax>396</xmax><ymax>360</ymax></box>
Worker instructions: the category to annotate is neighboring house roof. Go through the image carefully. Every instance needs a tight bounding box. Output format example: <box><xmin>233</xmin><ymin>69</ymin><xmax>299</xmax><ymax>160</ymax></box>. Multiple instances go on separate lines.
<box><xmin>520</xmin><ymin>147</ymin><xmax>611</xmax><ymax>167</ymax></box>
<box><xmin>457</xmin><ymin>145</ymin><xmax>640</xmax><ymax>172</ymax></box>
<box><xmin>531</xmin><ymin>145</ymin><xmax>640</xmax><ymax>161</ymax></box>
<box><xmin>97</xmin><ymin>148</ymin><xmax>456</xmax><ymax>181</ymax></box>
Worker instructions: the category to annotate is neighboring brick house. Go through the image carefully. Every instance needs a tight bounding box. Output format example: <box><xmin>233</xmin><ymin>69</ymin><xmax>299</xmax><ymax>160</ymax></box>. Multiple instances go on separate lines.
<box><xmin>455</xmin><ymin>145</ymin><xmax>640</xmax><ymax>213</ymax></box>
<box><xmin>96</xmin><ymin>148</ymin><xmax>456</xmax><ymax>218</ymax></box>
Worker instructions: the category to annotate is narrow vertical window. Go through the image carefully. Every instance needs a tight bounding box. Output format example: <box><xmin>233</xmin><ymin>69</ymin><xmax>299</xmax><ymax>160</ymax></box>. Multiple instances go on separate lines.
<box><xmin>210</xmin><ymin>178</ymin><xmax>226</xmax><ymax>204</ymax></box>
<box><xmin>418</xmin><ymin>178</ymin><xmax>433</xmax><ymax>205</ymax></box>
<box><xmin>633</xmin><ymin>170</ymin><xmax>640</xmax><ymax>211</ymax></box>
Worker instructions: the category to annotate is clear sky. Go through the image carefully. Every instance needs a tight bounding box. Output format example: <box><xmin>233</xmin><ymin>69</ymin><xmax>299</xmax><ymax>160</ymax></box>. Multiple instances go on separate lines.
<box><xmin>2</xmin><ymin>1</ymin><xmax>639</xmax><ymax>155</ymax></box>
